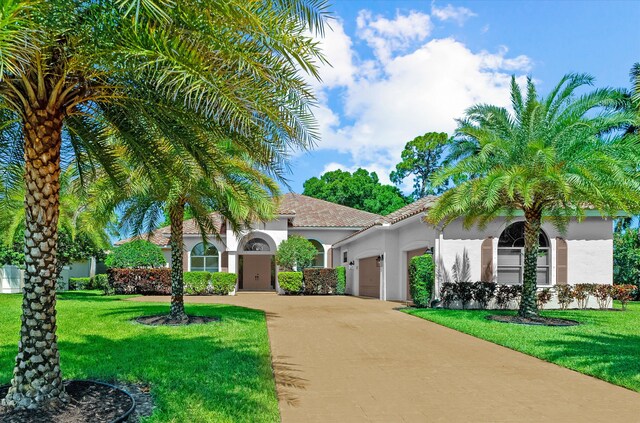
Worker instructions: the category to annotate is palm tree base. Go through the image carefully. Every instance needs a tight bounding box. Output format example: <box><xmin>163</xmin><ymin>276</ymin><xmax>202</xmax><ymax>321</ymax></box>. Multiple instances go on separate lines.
<box><xmin>135</xmin><ymin>313</ymin><xmax>218</xmax><ymax>326</ymax></box>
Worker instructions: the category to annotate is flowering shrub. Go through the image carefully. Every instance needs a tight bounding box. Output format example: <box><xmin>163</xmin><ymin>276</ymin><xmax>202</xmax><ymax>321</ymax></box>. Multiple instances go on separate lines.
<box><xmin>573</xmin><ymin>283</ymin><xmax>597</xmax><ymax>309</ymax></box>
<box><xmin>107</xmin><ymin>268</ymin><xmax>171</xmax><ymax>295</ymax></box>
<box><xmin>536</xmin><ymin>288</ymin><xmax>553</xmax><ymax>310</ymax></box>
<box><xmin>556</xmin><ymin>285</ymin><xmax>574</xmax><ymax>310</ymax></box>
<box><xmin>611</xmin><ymin>284</ymin><xmax>636</xmax><ymax>310</ymax></box>
<box><xmin>593</xmin><ymin>284</ymin><xmax>613</xmax><ymax>309</ymax></box>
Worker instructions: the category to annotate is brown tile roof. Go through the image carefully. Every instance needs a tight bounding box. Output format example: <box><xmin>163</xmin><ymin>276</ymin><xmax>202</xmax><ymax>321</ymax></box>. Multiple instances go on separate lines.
<box><xmin>115</xmin><ymin>194</ymin><xmax>380</xmax><ymax>246</ymax></box>
<box><xmin>278</xmin><ymin>193</ymin><xmax>381</xmax><ymax>228</ymax></box>
<box><xmin>334</xmin><ymin>196</ymin><xmax>439</xmax><ymax>245</ymax></box>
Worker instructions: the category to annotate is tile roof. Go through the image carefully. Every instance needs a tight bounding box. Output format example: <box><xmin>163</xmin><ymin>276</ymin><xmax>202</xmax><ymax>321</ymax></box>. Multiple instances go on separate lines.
<box><xmin>333</xmin><ymin>196</ymin><xmax>439</xmax><ymax>245</ymax></box>
<box><xmin>278</xmin><ymin>193</ymin><xmax>381</xmax><ymax>228</ymax></box>
<box><xmin>115</xmin><ymin>194</ymin><xmax>381</xmax><ymax>246</ymax></box>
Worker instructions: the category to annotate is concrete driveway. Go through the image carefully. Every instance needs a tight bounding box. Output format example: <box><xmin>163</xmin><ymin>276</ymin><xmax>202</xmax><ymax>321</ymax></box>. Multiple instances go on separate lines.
<box><xmin>131</xmin><ymin>293</ymin><xmax>640</xmax><ymax>422</ymax></box>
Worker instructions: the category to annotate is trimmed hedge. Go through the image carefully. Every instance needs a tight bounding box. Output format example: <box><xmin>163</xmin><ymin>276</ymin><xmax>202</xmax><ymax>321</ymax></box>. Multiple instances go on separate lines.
<box><xmin>184</xmin><ymin>272</ymin><xmax>210</xmax><ymax>295</ymax></box>
<box><xmin>409</xmin><ymin>255</ymin><xmax>434</xmax><ymax>308</ymax></box>
<box><xmin>211</xmin><ymin>273</ymin><xmax>237</xmax><ymax>295</ymax></box>
<box><xmin>303</xmin><ymin>268</ymin><xmax>337</xmax><ymax>295</ymax></box>
<box><xmin>107</xmin><ymin>268</ymin><xmax>171</xmax><ymax>295</ymax></box>
<box><xmin>335</xmin><ymin>266</ymin><xmax>346</xmax><ymax>295</ymax></box>
<box><xmin>69</xmin><ymin>277</ymin><xmax>92</xmax><ymax>290</ymax></box>
<box><xmin>278</xmin><ymin>272</ymin><xmax>303</xmax><ymax>294</ymax></box>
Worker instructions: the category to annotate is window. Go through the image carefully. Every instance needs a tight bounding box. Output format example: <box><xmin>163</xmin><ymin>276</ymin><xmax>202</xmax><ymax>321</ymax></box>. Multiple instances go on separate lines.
<box><xmin>191</xmin><ymin>242</ymin><xmax>219</xmax><ymax>272</ymax></box>
<box><xmin>343</xmin><ymin>251</ymin><xmax>348</xmax><ymax>263</ymax></box>
<box><xmin>497</xmin><ymin>222</ymin><xmax>550</xmax><ymax>285</ymax></box>
<box><xmin>244</xmin><ymin>237</ymin><xmax>270</xmax><ymax>252</ymax></box>
<box><xmin>309</xmin><ymin>239</ymin><xmax>324</xmax><ymax>267</ymax></box>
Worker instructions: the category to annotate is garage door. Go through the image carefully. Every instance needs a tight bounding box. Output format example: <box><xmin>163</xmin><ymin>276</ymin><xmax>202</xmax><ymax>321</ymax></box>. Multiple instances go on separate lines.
<box><xmin>359</xmin><ymin>256</ymin><xmax>380</xmax><ymax>298</ymax></box>
<box><xmin>406</xmin><ymin>248</ymin><xmax>428</xmax><ymax>300</ymax></box>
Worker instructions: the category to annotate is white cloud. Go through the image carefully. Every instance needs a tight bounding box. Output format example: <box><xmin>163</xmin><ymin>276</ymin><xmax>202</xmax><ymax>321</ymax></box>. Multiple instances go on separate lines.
<box><xmin>431</xmin><ymin>2</ymin><xmax>477</xmax><ymax>26</ymax></box>
<box><xmin>309</xmin><ymin>11</ymin><xmax>534</xmax><ymax>193</ymax></box>
<box><xmin>356</xmin><ymin>10</ymin><xmax>432</xmax><ymax>62</ymax></box>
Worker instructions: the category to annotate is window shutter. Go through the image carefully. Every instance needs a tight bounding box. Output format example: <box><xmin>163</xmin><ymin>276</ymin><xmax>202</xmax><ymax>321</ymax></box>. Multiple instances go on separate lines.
<box><xmin>481</xmin><ymin>238</ymin><xmax>494</xmax><ymax>282</ymax></box>
<box><xmin>182</xmin><ymin>249</ymin><xmax>189</xmax><ymax>271</ymax></box>
<box><xmin>328</xmin><ymin>248</ymin><xmax>333</xmax><ymax>268</ymax></box>
<box><xmin>221</xmin><ymin>251</ymin><xmax>229</xmax><ymax>272</ymax></box>
<box><xmin>556</xmin><ymin>238</ymin><xmax>567</xmax><ymax>285</ymax></box>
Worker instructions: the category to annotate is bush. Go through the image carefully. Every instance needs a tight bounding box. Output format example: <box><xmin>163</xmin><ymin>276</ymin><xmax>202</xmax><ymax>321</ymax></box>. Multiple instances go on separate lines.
<box><xmin>573</xmin><ymin>283</ymin><xmax>596</xmax><ymax>309</ymax></box>
<box><xmin>495</xmin><ymin>285</ymin><xmax>522</xmax><ymax>309</ymax></box>
<box><xmin>612</xmin><ymin>284</ymin><xmax>636</xmax><ymax>310</ymax></box>
<box><xmin>440</xmin><ymin>282</ymin><xmax>456</xmax><ymax>308</ymax></box>
<box><xmin>593</xmin><ymin>284</ymin><xmax>613</xmax><ymax>309</ymax></box>
<box><xmin>211</xmin><ymin>273</ymin><xmax>237</xmax><ymax>295</ymax></box>
<box><xmin>556</xmin><ymin>285</ymin><xmax>574</xmax><ymax>310</ymax></box>
<box><xmin>107</xmin><ymin>268</ymin><xmax>171</xmax><ymax>295</ymax></box>
<box><xmin>69</xmin><ymin>277</ymin><xmax>91</xmax><ymax>290</ymax></box>
<box><xmin>184</xmin><ymin>272</ymin><xmax>210</xmax><ymax>295</ymax></box>
<box><xmin>335</xmin><ymin>266</ymin><xmax>346</xmax><ymax>295</ymax></box>
<box><xmin>536</xmin><ymin>288</ymin><xmax>553</xmax><ymax>310</ymax></box>
<box><xmin>303</xmin><ymin>268</ymin><xmax>337</xmax><ymax>294</ymax></box>
<box><xmin>94</xmin><ymin>274</ymin><xmax>109</xmax><ymax>292</ymax></box>
<box><xmin>472</xmin><ymin>282</ymin><xmax>496</xmax><ymax>309</ymax></box>
<box><xmin>105</xmin><ymin>240</ymin><xmax>166</xmax><ymax>269</ymax></box>
<box><xmin>409</xmin><ymin>255</ymin><xmax>434</xmax><ymax>308</ymax></box>
<box><xmin>453</xmin><ymin>282</ymin><xmax>474</xmax><ymax>309</ymax></box>
<box><xmin>276</xmin><ymin>236</ymin><xmax>318</xmax><ymax>271</ymax></box>
<box><xmin>278</xmin><ymin>272</ymin><xmax>303</xmax><ymax>294</ymax></box>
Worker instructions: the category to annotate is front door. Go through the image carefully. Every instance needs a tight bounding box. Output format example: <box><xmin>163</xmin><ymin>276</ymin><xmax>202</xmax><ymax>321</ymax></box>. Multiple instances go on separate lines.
<box><xmin>242</xmin><ymin>255</ymin><xmax>273</xmax><ymax>291</ymax></box>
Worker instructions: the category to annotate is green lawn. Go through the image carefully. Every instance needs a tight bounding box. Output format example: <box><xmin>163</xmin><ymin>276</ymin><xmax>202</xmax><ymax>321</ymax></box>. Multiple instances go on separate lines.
<box><xmin>0</xmin><ymin>291</ymin><xmax>279</xmax><ymax>423</ymax></box>
<box><xmin>403</xmin><ymin>302</ymin><xmax>640</xmax><ymax>392</ymax></box>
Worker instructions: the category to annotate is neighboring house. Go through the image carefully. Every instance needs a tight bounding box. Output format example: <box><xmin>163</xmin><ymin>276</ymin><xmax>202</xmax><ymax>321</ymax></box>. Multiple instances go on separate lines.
<box><xmin>118</xmin><ymin>193</ymin><xmax>615</xmax><ymax>300</ymax></box>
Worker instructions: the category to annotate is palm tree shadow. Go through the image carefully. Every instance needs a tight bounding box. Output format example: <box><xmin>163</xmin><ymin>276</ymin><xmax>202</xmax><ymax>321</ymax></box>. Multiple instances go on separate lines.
<box><xmin>271</xmin><ymin>355</ymin><xmax>308</xmax><ymax>407</ymax></box>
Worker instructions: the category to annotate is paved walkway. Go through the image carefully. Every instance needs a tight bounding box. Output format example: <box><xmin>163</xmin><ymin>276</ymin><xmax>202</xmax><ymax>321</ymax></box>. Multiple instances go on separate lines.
<box><xmin>131</xmin><ymin>294</ymin><xmax>640</xmax><ymax>422</ymax></box>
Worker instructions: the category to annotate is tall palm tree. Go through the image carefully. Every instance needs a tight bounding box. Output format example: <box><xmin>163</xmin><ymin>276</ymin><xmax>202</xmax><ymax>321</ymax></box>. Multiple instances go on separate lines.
<box><xmin>0</xmin><ymin>0</ymin><xmax>328</xmax><ymax>409</ymax></box>
<box><xmin>428</xmin><ymin>74</ymin><xmax>640</xmax><ymax>318</ymax></box>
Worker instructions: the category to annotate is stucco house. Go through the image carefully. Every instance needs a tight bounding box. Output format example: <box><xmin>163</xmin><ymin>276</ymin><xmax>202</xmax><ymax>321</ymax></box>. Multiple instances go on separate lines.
<box><xmin>130</xmin><ymin>193</ymin><xmax>615</xmax><ymax>300</ymax></box>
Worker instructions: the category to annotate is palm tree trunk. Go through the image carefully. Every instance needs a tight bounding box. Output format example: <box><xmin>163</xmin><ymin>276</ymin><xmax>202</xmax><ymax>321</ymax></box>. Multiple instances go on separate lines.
<box><xmin>2</xmin><ymin>109</ymin><xmax>68</xmax><ymax>409</ymax></box>
<box><xmin>169</xmin><ymin>201</ymin><xmax>187</xmax><ymax>322</ymax></box>
<box><xmin>519</xmin><ymin>209</ymin><xmax>542</xmax><ymax>317</ymax></box>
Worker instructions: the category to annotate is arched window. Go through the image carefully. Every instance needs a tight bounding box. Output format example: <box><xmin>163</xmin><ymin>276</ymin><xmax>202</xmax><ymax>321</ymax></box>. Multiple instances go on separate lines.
<box><xmin>497</xmin><ymin>222</ymin><xmax>550</xmax><ymax>285</ymax></box>
<box><xmin>309</xmin><ymin>239</ymin><xmax>325</xmax><ymax>267</ymax></box>
<box><xmin>244</xmin><ymin>237</ymin><xmax>270</xmax><ymax>252</ymax></box>
<box><xmin>191</xmin><ymin>242</ymin><xmax>219</xmax><ymax>272</ymax></box>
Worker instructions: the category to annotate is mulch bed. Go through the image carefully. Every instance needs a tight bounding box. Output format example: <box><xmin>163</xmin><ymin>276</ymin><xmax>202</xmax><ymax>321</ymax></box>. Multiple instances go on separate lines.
<box><xmin>135</xmin><ymin>314</ymin><xmax>219</xmax><ymax>326</ymax></box>
<box><xmin>486</xmin><ymin>314</ymin><xmax>580</xmax><ymax>327</ymax></box>
<box><xmin>0</xmin><ymin>380</ymin><xmax>134</xmax><ymax>423</ymax></box>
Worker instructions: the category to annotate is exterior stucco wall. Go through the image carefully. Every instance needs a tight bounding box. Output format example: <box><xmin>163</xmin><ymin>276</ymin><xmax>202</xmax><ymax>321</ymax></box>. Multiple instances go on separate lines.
<box><xmin>289</xmin><ymin>228</ymin><xmax>358</xmax><ymax>267</ymax></box>
<box><xmin>335</xmin><ymin>230</ymin><xmax>386</xmax><ymax>297</ymax></box>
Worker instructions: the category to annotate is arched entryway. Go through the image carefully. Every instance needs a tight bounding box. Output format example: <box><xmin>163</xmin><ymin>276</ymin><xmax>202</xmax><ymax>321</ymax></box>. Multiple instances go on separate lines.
<box><xmin>238</xmin><ymin>233</ymin><xmax>276</xmax><ymax>291</ymax></box>
<box><xmin>497</xmin><ymin>222</ymin><xmax>550</xmax><ymax>285</ymax></box>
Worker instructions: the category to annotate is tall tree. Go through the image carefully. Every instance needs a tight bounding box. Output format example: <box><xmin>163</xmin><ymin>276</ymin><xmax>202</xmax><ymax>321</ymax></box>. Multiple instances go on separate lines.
<box><xmin>303</xmin><ymin>168</ymin><xmax>409</xmax><ymax>215</ymax></box>
<box><xmin>0</xmin><ymin>0</ymin><xmax>328</xmax><ymax>409</ymax></box>
<box><xmin>428</xmin><ymin>74</ymin><xmax>640</xmax><ymax>318</ymax></box>
<box><xmin>390</xmin><ymin>132</ymin><xmax>449</xmax><ymax>200</ymax></box>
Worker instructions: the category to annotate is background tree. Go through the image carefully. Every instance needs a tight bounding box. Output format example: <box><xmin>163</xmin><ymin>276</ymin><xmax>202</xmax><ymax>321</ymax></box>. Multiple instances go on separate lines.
<box><xmin>303</xmin><ymin>168</ymin><xmax>409</xmax><ymax>215</ymax></box>
<box><xmin>276</xmin><ymin>236</ymin><xmax>318</xmax><ymax>271</ymax></box>
<box><xmin>104</xmin><ymin>240</ymin><xmax>166</xmax><ymax>269</ymax></box>
<box><xmin>0</xmin><ymin>0</ymin><xmax>328</xmax><ymax>409</ymax></box>
<box><xmin>428</xmin><ymin>74</ymin><xmax>640</xmax><ymax>318</ymax></box>
<box><xmin>613</xmin><ymin>227</ymin><xmax>640</xmax><ymax>297</ymax></box>
<box><xmin>390</xmin><ymin>132</ymin><xmax>449</xmax><ymax>200</ymax></box>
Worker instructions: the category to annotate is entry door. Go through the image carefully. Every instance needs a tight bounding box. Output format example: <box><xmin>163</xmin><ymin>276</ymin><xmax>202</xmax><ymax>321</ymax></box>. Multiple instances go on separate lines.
<box><xmin>359</xmin><ymin>256</ymin><xmax>380</xmax><ymax>298</ymax></box>
<box><xmin>406</xmin><ymin>248</ymin><xmax>428</xmax><ymax>300</ymax></box>
<box><xmin>242</xmin><ymin>255</ymin><xmax>273</xmax><ymax>290</ymax></box>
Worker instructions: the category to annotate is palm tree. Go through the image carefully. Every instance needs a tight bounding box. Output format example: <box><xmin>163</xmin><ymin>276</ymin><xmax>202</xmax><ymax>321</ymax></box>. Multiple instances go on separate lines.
<box><xmin>0</xmin><ymin>0</ymin><xmax>328</xmax><ymax>409</ymax></box>
<box><xmin>428</xmin><ymin>74</ymin><xmax>640</xmax><ymax>318</ymax></box>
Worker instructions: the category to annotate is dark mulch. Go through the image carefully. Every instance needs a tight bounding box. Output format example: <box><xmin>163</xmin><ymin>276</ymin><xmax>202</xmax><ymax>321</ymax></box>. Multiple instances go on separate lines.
<box><xmin>486</xmin><ymin>314</ymin><xmax>580</xmax><ymax>327</ymax></box>
<box><xmin>135</xmin><ymin>313</ymin><xmax>219</xmax><ymax>326</ymax></box>
<box><xmin>0</xmin><ymin>380</ymin><xmax>134</xmax><ymax>423</ymax></box>
<box><xmin>109</xmin><ymin>382</ymin><xmax>154</xmax><ymax>422</ymax></box>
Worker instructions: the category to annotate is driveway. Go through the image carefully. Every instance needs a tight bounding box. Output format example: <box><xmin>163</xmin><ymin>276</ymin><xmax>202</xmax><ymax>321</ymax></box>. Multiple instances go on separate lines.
<box><xmin>131</xmin><ymin>294</ymin><xmax>640</xmax><ymax>422</ymax></box>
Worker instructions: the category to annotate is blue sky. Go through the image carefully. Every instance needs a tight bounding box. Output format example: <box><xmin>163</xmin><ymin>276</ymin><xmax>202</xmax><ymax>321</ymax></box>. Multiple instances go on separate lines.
<box><xmin>285</xmin><ymin>0</ymin><xmax>640</xmax><ymax>194</ymax></box>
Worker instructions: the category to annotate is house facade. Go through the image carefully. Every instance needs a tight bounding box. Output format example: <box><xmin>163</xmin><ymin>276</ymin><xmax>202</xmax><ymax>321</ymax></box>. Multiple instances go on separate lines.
<box><xmin>135</xmin><ymin>193</ymin><xmax>615</xmax><ymax>300</ymax></box>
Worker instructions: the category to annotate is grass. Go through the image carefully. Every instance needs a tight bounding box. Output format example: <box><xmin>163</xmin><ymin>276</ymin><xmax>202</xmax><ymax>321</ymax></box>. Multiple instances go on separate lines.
<box><xmin>403</xmin><ymin>302</ymin><xmax>640</xmax><ymax>393</ymax></box>
<box><xmin>0</xmin><ymin>291</ymin><xmax>279</xmax><ymax>423</ymax></box>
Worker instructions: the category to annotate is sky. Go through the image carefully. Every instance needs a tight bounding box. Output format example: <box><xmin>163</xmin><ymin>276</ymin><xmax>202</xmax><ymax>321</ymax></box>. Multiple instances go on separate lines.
<box><xmin>284</xmin><ymin>0</ymin><xmax>640</xmax><ymax>194</ymax></box>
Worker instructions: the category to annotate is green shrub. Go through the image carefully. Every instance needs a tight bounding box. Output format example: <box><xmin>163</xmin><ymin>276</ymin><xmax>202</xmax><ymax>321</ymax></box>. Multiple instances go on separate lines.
<box><xmin>94</xmin><ymin>274</ymin><xmax>109</xmax><ymax>293</ymax></box>
<box><xmin>303</xmin><ymin>268</ymin><xmax>337</xmax><ymax>294</ymax></box>
<box><xmin>184</xmin><ymin>271</ymin><xmax>211</xmax><ymax>295</ymax></box>
<box><xmin>69</xmin><ymin>277</ymin><xmax>91</xmax><ymax>290</ymax></box>
<box><xmin>335</xmin><ymin>266</ymin><xmax>346</xmax><ymax>295</ymax></box>
<box><xmin>275</xmin><ymin>236</ymin><xmax>317</xmax><ymax>271</ymax></box>
<box><xmin>409</xmin><ymin>255</ymin><xmax>434</xmax><ymax>308</ymax></box>
<box><xmin>211</xmin><ymin>273</ymin><xmax>237</xmax><ymax>295</ymax></box>
<box><xmin>105</xmin><ymin>240</ymin><xmax>166</xmax><ymax>269</ymax></box>
<box><xmin>278</xmin><ymin>272</ymin><xmax>303</xmax><ymax>294</ymax></box>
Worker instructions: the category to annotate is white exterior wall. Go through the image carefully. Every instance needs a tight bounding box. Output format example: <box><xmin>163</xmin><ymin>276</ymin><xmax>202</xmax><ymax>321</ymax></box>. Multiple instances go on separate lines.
<box><xmin>289</xmin><ymin>228</ymin><xmax>357</xmax><ymax>267</ymax></box>
<box><xmin>564</xmin><ymin>218</ymin><xmax>614</xmax><ymax>284</ymax></box>
<box><xmin>335</xmin><ymin>230</ymin><xmax>386</xmax><ymax>297</ymax></box>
